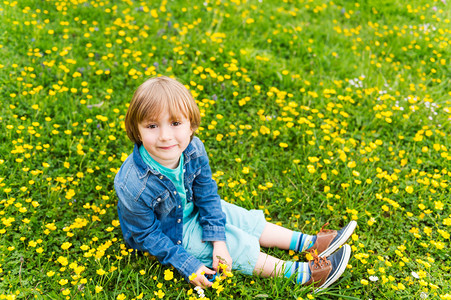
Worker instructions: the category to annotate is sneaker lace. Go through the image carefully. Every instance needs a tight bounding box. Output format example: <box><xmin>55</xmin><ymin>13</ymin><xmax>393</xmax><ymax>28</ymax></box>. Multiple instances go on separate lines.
<box><xmin>318</xmin><ymin>222</ymin><xmax>333</xmax><ymax>234</ymax></box>
<box><xmin>310</xmin><ymin>251</ymin><xmax>331</xmax><ymax>269</ymax></box>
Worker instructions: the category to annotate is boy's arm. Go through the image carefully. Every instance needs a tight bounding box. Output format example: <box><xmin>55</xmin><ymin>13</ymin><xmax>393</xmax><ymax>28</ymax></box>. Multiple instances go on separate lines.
<box><xmin>119</xmin><ymin>200</ymin><xmax>203</xmax><ymax>280</ymax></box>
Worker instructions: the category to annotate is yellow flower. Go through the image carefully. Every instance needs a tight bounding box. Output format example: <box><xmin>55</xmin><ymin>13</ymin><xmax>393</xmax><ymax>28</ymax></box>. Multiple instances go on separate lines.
<box><xmin>59</xmin><ymin>279</ymin><xmax>68</xmax><ymax>285</ymax></box>
<box><xmin>435</xmin><ymin>201</ymin><xmax>444</xmax><ymax>210</ymax></box>
<box><xmin>347</xmin><ymin>161</ymin><xmax>356</xmax><ymax>168</ymax></box>
<box><xmin>96</xmin><ymin>269</ymin><xmax>106</xmax><ymax>276</ymax></box>
<box><xmin>95</xmin><ymin>286</ymin><xmax>103</xmax><ymax>293</ymax></box>
<box><xmin>367</xmin><ymin>269</ymin><xmax>375</xmax><ymax>275</ymax></box>
<box><xmin>116</xmin><ymin>293</ymin><xmax>126</xmax><ymax>300</ymax></box>
<box><xmin>61</xmin><ymin>242</ymin><xmax>72</xmax><ymax>250</ymax></box>
<box><xmin>438</xmin><ymin>229</ymin><xmax>450</xmax><ymax>239</ymax></box>
<box><xmin>164</xmin><ymin>269</ymin><xmax>174</xmax><ymax>281</ymax></box>
<box><xmin>405</xmin><ymin>186</ymin><xmax>414</xmax><ymax>194</ymax></box>
<box><xmin>154</xmin><ymin>290</ymin><xmax>165</xmax><ymax>299</ymax></box>
<box><xmin>434</xmin><ymin>241</ymin><xmax>445</xmax><ymax>250</ymax></box>
<box><xmin>188</xmin><ymin>273</ymin><xmax>197</xmax><ymax>281</ymax></box>
<box><xmin>47</xmin><ymin>271</ymin><xmax>55</xmax><ymax>277</ymax></box>
<box><xmin>361</xmin><ymin>279</ymin><xmax>369</xmax><ymax>285</ymax></box>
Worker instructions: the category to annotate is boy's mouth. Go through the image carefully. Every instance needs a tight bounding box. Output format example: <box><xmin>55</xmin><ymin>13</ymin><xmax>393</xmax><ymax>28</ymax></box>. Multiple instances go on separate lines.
<box><xmin>159</xmin><ymin>145</ymin><xmax>176</xmax><ymax>150</ymax></box>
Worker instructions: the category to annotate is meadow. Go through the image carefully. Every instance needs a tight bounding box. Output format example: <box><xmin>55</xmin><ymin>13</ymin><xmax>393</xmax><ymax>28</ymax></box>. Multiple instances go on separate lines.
<box><xmin>0</xmin><ymin>0</ymin><xmax>450</xmax><ymax>299</ymax></box>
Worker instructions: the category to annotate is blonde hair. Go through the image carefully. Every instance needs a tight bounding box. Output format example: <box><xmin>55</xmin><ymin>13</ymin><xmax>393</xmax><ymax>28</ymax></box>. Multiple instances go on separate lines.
<box><xmin>125</xmin><ymin>76</ymin><xmax>201</xmax><ymax>144</ymax></box>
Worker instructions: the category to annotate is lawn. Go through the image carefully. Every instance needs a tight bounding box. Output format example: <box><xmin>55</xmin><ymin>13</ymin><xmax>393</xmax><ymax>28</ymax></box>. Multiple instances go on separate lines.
<box><xmin>0</xmin><ymin>0</ymin><xmax>450</xmax><ymax>299</ymax></box>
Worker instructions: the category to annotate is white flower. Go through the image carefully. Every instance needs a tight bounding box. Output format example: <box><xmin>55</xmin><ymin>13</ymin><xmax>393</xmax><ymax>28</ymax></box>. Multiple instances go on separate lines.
<box><xmin>369</xmin><ymin>276</ymin><xmax>379</xmax><ymax>282</ymax></box>
<box><xmin>194</xmin><ymin>286</ymin><xmax>205</xmax><ymax>297</ymax></box>
<box><xmin>411</xmin><ymin>271</ymin><xmax>419</xmax><ymax>279</ymax></box>
<box><xmin>420</xmin><ymin>292</ymin><xmax>428</xmax><ymax>299</ymax></box>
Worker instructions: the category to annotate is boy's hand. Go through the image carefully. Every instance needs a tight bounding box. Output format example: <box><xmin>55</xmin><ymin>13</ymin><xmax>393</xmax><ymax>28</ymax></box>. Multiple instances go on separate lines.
<box><xmin>212</xmin><ymin>241</ymin><xmax>232</xmax><ymax>272</ymax></box>
<box><xmin>190</xmin><ymin>265</ymin><xmax>215</xmax><ymax>288</ymax></box>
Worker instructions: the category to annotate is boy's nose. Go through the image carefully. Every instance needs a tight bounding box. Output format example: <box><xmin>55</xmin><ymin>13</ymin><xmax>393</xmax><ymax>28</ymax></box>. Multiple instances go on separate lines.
<box><xmin>159</xmin><ymin>126</ymin><xmax>172</xmax><ymax>140</ymax></box>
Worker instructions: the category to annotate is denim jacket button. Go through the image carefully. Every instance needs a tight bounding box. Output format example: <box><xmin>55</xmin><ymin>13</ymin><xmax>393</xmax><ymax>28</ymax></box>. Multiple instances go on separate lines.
<box><xmin>177</xmin><ymin>219</ymin><xmax>181</xmax><ymax>223</ymax></box>
<box><xmin>173</xmin><ymin>191</ymin><xmax>177</xmax><ymax>195</ymax></box>
<box><xmin>177</xmin><ymin>240</ymin><xmax>181</xmax><ymax>244</ymax></box>
<box><xmin>159</xmin><ymin>175</ymin><xmax>164</xmax><ymax>179</ymax></box>
<box><xmin>178</xmin><ymin>205</ymin><xmax>181</xmax><ymax>209</ymax></box>
<box><xmin>157</xmin><ymin>198</ymin><xmax>161</xmax><ymax>202</ymax></box>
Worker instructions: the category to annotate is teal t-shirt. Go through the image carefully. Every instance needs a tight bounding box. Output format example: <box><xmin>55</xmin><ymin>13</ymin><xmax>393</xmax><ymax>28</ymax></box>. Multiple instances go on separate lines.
<box><xmin>139</xmin><ymin>145</ymin><xmax>194</xmax><ymax>220</ymax></box>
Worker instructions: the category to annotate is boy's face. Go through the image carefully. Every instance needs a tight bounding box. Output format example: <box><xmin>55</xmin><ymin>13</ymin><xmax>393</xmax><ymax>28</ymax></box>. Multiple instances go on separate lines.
<box><xmin>138</xmin><ymin>111</ymin><xmax>193</xmax><ymax>169</ymax></box>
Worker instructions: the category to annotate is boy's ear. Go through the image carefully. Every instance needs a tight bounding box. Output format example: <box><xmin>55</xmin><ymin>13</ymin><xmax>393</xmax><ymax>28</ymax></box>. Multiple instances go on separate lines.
<box><xmin>190</xmin><ymin>125</ymin><xmax>198</xmax><ymax>134</ymax></box>
<box><xmin>189</xmin><ymin>127</ymin><xmax>197</xmax><ymax>141</ymax></box>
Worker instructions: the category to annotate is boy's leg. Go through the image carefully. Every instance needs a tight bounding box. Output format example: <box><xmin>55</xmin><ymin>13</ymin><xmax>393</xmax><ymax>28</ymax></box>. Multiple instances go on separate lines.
<box><xmin>259</xmin><ymin>222</ymin><xmax>316</xmax><ymax>252</ymax></box>
<box><xmin>253</xmin><ymin>245</ymin><xmax>352</xmax><ymax>292</ymax></box>
<box><xmin>220</xmin><ymin>201</ymin><xmax>315</xmax><ymax>251</ymax></box>
<box><xmin>254</xmin><ymin>252</ymin><xmax>311</xmax><ymax>284</ymax></box>
<box><xmin>259</xmin><ymin>221</ymin><xmax>357</xmax><ymax>257</ymax></box>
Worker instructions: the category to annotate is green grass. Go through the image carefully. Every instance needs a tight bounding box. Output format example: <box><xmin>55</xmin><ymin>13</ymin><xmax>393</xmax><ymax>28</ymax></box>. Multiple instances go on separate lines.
<box><xmin>0</xmin><ymin>0</ymin><xmax>450</xmax><ymax>299</ymax></box>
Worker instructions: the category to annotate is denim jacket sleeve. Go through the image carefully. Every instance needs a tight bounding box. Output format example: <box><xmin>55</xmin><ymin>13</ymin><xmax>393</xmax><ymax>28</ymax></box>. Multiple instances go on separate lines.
<box><xmin>190</xmin><ymin>138</ymin><xmax>227</xmax><ymax>242</ymax></box>
<box><xmin>118</xmin><ymin>198</ymin><xmax>203</xmax><ymax>280</ymax></box>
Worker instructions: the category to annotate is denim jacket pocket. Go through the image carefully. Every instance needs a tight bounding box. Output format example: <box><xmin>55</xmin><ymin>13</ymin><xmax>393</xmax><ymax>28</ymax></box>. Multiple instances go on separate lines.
<box><xmin>151</xmin><ymin>190</ymin><xmax>175</xmax><ymax>216</ymax></box>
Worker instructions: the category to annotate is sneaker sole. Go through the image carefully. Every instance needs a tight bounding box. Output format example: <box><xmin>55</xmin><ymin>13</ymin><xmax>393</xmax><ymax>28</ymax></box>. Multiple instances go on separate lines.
<box><xmin>319</xmin><ymin>220</ymin><xmax>357</xmax><ymax>258</ymax></box>
<box><xmin>315</xmin><ymin>244</ymin><xmax>351</xmax><ymax>293</ymax></box>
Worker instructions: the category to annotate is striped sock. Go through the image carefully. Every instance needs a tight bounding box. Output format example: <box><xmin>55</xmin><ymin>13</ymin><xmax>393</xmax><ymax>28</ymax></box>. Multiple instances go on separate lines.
<box><xmin>283</xmin><ymin>261</ymin><xmax>311</xmax><ymax>284</ymax></box>
<box><xmin>289</xmin><ymin>232</ymin><xmax>317</xmax><ymax>252</ymax></box>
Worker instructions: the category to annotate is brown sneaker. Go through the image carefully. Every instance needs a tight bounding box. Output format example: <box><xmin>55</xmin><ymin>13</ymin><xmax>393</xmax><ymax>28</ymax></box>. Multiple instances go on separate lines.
<box><xmin>305</xmin><ymin>244</ymin><xmax>351</xmax><ymax>293</ymax></box>
<box><xmin>307</xmin><ymin>220</ymin><xmax>357</xmax><ymax>257</ymax></box>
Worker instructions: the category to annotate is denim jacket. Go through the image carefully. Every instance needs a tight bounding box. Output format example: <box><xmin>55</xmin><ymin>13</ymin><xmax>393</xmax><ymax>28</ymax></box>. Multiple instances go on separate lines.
<box><xmin>114</xmin><ymin>137</ymin><xmax>227</xmax><ymax>280</ymax></box>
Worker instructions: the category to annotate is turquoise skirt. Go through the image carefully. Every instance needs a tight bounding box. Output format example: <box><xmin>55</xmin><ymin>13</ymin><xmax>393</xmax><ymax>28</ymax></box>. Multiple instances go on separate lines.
<box><xmin>182</xmin><ymin>200</ymin><xmax>266</xmax><ymax>275</ymax></box>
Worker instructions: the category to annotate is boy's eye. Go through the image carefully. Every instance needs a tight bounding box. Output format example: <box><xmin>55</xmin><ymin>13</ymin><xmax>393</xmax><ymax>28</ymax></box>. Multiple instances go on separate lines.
<box><xmin>147</xmin><ymin>124</ymin><xmax>157</xmax><ymax>129</ymax></box>
<box><xmin>172</xmin><ymin>121</ymin><xmax>181</xmax><ymax>126</ymax></box>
